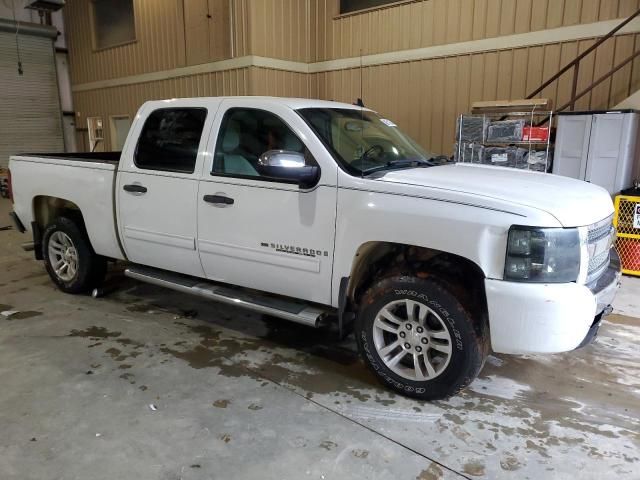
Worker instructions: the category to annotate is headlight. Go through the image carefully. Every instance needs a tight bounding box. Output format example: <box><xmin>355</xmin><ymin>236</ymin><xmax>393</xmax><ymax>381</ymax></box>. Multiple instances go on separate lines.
<box><xmin>504</xmin><ymin>226</ymin><xmax>581</xmax><ymax>283</ymax></box>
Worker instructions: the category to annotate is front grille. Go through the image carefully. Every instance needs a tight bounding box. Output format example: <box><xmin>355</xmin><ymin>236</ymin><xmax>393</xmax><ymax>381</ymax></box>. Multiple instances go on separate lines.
<box><xmin>586</xmin><ymin>215</ymin><xmax>614</xmax><ymax>283</ymax></box>
<box><xmin>588</xmin><ymin>220</ymin><xmax>613</xmax><ymax>243</ymax></box>
<box><xmin>588</xmin><ymin>250</ymin><xmax>610</xmax><ymax>277</ymax></box>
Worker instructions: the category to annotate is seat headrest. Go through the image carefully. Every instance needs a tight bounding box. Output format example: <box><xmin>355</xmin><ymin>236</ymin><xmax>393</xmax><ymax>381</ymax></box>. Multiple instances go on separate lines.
<box><xmin>222</xmin><ymin>127</ymin><xmax>240</xmax><ymax>153</ymax></box>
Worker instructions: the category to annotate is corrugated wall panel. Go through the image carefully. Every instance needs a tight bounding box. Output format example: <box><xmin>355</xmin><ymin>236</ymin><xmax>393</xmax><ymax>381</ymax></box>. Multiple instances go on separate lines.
<box><xmin>246</xmin><ymin>0</ymin><xmax>310</xmax><ymax>62</ymax></box>
<box><xmin>249</xmin><ymin>67</ymin><xmax>312</xmax><ymax>97</ymax></box>
<box><xmin>66</xmin><ymin>1</ymin><xmax>640</xmax><ymax>157</ymax></box>
<box><xmin>313</xmin><ymin>34</ymin><xmax>640</xmax><ymax>154</ymax></box>
<box><xmin>64</xmin><ymin>0</ymin><xmax>640</xmax><ymax>81</ymax></box>
<box><xmin>313</xmin><ymin>0</ymin><xmax>640</xmax><ymax>61</ymax></box>
<box><xmin>231</xmin><ymin>0</ymin><xmax>251</xmax><ymax>57</ymax></box>
<box><xmin>611</xmin><ymin>35</ymin><xmax>635</xmax><ymax>106</ymax></box>
<box><xmin>73</xmin><ymin>67</ymin><xmax>250</xmax><ymax>149</ymax></box>
<box><xmin>64</xmin><ymin>0</ymin><xmax>188</xmax><ymax>84</ymax></box>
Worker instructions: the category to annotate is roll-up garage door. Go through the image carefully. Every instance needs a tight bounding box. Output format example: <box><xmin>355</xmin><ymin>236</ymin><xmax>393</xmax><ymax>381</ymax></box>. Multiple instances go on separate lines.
<box><xmin>0</xmin><ymin>21</ymin><xmax>63</xmax><ymax>169</ymax></box>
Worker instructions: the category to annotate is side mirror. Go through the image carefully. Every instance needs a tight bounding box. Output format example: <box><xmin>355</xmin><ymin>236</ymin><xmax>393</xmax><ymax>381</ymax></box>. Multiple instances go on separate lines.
<box><xmin>258</xmin><ymin>150</ymin><xmax>320</xmax><ymax>188</ymax></box>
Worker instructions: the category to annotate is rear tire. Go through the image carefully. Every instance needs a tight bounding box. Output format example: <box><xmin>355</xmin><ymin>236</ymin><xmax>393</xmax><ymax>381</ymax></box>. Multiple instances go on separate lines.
<box><xmin>42</xmin><ymin>216</ymin><xmax>107</xmax><ymax>294</ymax></box>
<box><xmin>356</xmin><ymin>275</ymin><xmax>488</xmax><ymax>400</ymax></box>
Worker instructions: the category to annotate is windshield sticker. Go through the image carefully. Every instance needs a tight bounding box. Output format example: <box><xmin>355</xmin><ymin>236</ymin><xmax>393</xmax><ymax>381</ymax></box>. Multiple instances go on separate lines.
<box><xmin>380</xmin><ymin>118</ymin><xmax>397</xmax><ymax>127</ymax></box>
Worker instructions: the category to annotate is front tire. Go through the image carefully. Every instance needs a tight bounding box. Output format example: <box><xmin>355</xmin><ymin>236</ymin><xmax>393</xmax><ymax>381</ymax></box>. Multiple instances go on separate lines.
<box><xmin>356</xmin><ymin>276</ymin><xmax>488</xmax><ymax>400</ymax></box>
<box><xmin>42</xmin><ymin>217</ymin><xmax>107</xmax><ymax>294</ymax></box>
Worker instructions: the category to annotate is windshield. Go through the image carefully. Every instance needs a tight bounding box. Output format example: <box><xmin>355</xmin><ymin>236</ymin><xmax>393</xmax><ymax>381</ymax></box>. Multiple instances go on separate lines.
<box><xmin>298</xmin><ymin>108</ymin><xmax>436</xmax><ymax>176</ymax></box>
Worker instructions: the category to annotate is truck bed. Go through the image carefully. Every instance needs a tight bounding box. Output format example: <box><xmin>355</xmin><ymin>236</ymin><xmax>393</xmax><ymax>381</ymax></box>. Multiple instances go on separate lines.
<box><xmin>9</xmin><ymin>153</ymin><xmax>124</xmax><ymax>261</ymax></box>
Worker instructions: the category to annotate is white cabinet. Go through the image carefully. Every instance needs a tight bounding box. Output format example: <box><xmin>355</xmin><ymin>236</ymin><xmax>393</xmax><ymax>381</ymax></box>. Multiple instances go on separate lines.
<box><xmin>553</xmin><ymin>111</ymin><xmax>640</xmax><ymax>195</ymax></box>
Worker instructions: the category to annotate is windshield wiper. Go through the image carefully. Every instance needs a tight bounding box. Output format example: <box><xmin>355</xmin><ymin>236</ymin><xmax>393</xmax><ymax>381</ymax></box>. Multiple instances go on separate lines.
<box><xmin>362</xmin><ymin>158</ymin><xmax>433</xmax><ymax>175</ymax></box>
<box><xmin>388</xmin><ymin>159</ymin><xmax>432</xmax><ymax>168</ymax></box>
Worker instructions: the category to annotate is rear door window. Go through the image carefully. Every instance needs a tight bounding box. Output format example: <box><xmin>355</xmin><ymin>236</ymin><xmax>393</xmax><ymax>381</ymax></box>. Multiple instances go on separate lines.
<box><xmin>135</xmin><ymin>108</ymin><xmax>207</xmax><ymax>173</ymax></box>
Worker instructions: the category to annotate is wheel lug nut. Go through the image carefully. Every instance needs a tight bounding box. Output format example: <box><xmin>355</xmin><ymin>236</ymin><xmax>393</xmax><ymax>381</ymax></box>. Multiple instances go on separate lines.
<box><xmin>415</xmin><ymin>346</ymin><xmax>422</xmax><ymax>352</ymax></box>
<box><xmin>416</xmin><ymin>327</ymin><xmax>423</xmax><ymax>333</ymax></box>
<box><xmin>404</xmin><ymin>343</ymin><xmax>411</xmax><ymax>349</ymax></box>
<box><xmin>399</xmin><ymin>332</ymin><xmax>406</xmax><ymax>338</ymax></box>
<box><xmin>406</xmin><ymin>324</ymin><xmax>412</xmax><ymax>330</ymax></box>
<box><xmin>421</xmin><ymin>338</ymin><xmax>428</xmax><ymax>344</ymax></box>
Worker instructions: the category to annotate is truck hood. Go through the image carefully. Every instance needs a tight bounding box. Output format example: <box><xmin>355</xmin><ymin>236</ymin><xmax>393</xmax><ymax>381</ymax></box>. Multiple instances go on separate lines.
<box><xmin>375</xmin><ymin>163</ymin><xmax>614</xmax><ymax>227</ymax></box>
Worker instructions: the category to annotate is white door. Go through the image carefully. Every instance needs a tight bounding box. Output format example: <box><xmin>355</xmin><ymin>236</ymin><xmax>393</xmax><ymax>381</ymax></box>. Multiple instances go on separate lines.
<box><xmin>553</xmin><ymin>114</ymin><xmax>592</xmax><ymax>180</ymax></box>
<box><xmin>110</xmin><ymin>115</ymin><xmax>132</xmax><ymax>150</ymax></box>
<box><xmin>117</xmin><ymin>106</ymin><xmax>210</xmax><ymax>276</ymax></box>
<box><xmin>586</xmin><ymin>114</ymin><xmax>624</xmax><ymax>194</ymax></box>
<box><xmin>197</xmin><ymin>102</ymin><xmax>337</xmax><ymax>305</ymax></box>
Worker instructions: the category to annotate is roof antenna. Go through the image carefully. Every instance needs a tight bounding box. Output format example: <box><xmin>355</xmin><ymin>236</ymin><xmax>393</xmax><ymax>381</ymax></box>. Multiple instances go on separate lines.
<box><xmin>355</xmin><ymin>48</ymin><xmax>364</xmax><ymax>107</ymax></box>
<box><xmin>358</xmin><ymin>48</ymin><xmax>364</xmax><ymax>177</ymax></box>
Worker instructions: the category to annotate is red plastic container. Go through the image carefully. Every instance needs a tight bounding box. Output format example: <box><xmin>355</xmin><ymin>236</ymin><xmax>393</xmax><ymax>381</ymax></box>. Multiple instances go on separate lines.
<box><xmin>523</xmin><ymin>126</ymin><xmax>549</xmax><ymax>142</ymax></box>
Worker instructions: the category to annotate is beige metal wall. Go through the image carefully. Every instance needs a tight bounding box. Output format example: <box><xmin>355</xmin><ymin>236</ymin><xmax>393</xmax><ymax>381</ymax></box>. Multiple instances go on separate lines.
<box><xmin>65</xmin><ymin>0</ymin><xmax>186</xmax><ymax>84</ymax></box>
<box><xmin>74</xmin><ymin>67</ymin><xmax>250</xmax><ymax>150</ymax></box>
<box><xmin>183</xmin><ymin>0</ymin><xmax>232</xmax><ymax>65</ymax></box>
<box><xmin>230</xmin><ymin>0</ymin><xmax>640</xmax><ymax>62</ymax></box>
<box><xmin>66</xmin><ymin>0</ymin><xmax>640</xmax><ymax>154</ymax></box>
<box><xmin>249</xmin><ymin>67</ymin><xmax>313</xmax><ymax>97</ymax></box>
<box><xmin>65</xmin><ymin>0</ymin><xmax>640</xmax><ymax>74</ymax></box>
<box><xmin>316</xmin><ymin>33</ymin><xmax>640</xmax><ymax>154</ymax></box>
<box><xmin>246</xmin><ymin>0</ymin><xmax>311</xmax><ymax>61</ymax></box>
<box><xmin>311</xmin><ymin>0</ymin><xmax>640</xmax><ymax>61</ymax></box>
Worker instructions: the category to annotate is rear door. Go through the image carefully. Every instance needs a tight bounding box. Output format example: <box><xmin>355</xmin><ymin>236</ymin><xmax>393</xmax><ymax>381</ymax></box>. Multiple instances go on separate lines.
<box><xmin>117</xmin><ymin>103</ymin><xmax>214</xmax><ymax>276</ymax></box>
<box><xmin>197</xmin><ymin>99</ymin><xmax>338</xmax><ymax>305</ymax></box>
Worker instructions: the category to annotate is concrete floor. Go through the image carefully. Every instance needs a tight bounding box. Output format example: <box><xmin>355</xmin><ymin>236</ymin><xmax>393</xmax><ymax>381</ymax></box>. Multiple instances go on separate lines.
<box><xmin>1</xmin><ymin>198</ymin><xmax>639</xmax><ymax>480</ymax></box>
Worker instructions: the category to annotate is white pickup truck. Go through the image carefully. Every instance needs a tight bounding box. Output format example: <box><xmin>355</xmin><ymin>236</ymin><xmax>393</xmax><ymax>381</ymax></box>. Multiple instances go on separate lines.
<box><xmin>8</xmin><ymin>97</ymin><xmax>621</xmax><ymax>400</ymax></box>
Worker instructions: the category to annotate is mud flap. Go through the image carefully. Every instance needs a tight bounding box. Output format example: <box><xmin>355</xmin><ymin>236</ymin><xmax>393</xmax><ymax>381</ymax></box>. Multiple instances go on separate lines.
<box><xmin>338</xmin><ymin>277</ymin><xmax>355</xmax><ymax>339</ymax></box>
<box><xmin>31</xmin><ymin>221</ymin><xmax>43</xmax><ymax>260</ymax></box>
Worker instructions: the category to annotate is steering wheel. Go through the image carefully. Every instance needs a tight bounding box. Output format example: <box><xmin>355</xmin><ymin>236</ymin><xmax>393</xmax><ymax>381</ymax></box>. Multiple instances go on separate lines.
<box><xmin>361</xmin><ymin>144</ymin><xmax>384</xmax><ymax>162</ymax></box>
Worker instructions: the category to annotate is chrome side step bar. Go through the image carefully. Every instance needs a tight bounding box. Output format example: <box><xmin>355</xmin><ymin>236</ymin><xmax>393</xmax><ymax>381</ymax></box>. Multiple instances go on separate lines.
<box><xmin>124</xmin><ymin>265</ymin><xmax>329</xmax><ymax>328</ymax></box>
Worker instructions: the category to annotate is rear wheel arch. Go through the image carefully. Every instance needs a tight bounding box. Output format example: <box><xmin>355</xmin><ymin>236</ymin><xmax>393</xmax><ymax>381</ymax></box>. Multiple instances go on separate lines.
<box><xmin>32</xmin><ymin>196</ymin><xmax>88</xmax><ymax>258</ymax></box>
<box><xmin>33</xmin><ymin>196</ymin><xmax>85</xmax><ymax>231</ymax></box>
<box><xmin>41</xmin><ymin>216</ymin><xmax>107</xmax><ymax>293</ymax></box>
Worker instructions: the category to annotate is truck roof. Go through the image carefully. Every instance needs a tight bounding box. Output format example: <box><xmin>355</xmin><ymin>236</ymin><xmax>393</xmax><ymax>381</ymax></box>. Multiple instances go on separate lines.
<box><xmin>141</xmin><ymin>96</ymin><xmax>370</xmax><ymax>111</ymax></box>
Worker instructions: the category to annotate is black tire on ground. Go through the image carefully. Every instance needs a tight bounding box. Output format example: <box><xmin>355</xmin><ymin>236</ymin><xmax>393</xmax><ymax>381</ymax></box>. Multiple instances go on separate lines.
<box><xmin>355</xmin><ymin>275</ymin><xmax>489</xmax><ymax>401</ymax></box>
<box><xmin>42</xmin><ymin>216</ymin><xmax>107</xmax><ymax>294</ymax></box>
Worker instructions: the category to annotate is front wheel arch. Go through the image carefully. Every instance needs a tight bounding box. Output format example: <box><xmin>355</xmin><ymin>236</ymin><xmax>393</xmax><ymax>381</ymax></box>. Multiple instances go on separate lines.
<box><xmin>343</xmin><ymin>242</ymin><xmax>489</xmax><ymax>336</ymax></box>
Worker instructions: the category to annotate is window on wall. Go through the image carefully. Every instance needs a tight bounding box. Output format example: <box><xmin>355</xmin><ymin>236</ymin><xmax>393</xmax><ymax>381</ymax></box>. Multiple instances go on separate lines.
<box><xmin>135</xmin><ymin>108</ymin><xmax>207</xmax><ymax>174</ymax></box>
<box><xmin>91</xmin><ymin>0</ymin><xmax>136</xmax><ymax>49</ymax></box>
<box><xmin>339</xmin><ymin>0</ymin><xmax>400</xmax><ymax>14</ymax></box>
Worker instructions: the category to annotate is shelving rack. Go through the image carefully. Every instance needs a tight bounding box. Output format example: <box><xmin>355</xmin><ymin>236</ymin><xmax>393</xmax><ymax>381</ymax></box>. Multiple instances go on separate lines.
<box><xmin>454</xmin><ymin>104</ymin><xmax>554</xmax><ymax>173</ymax></box>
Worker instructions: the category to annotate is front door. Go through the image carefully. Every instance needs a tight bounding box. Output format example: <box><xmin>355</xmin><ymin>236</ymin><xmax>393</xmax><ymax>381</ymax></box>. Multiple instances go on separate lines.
<box><xmin>197</xmin><ymin>101</ymin><xmax>337</xmax><ymax>305</ymax></box>
<box><xmin>117</xmin><ymin>106</ymin><xmax>211</xmax><ymax>277</ymax></box>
